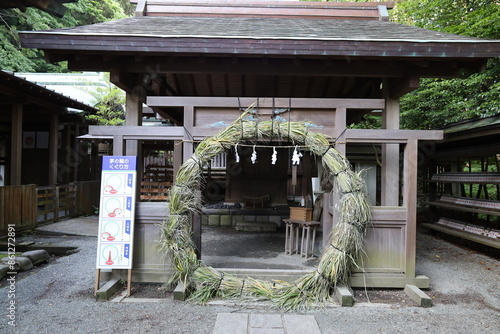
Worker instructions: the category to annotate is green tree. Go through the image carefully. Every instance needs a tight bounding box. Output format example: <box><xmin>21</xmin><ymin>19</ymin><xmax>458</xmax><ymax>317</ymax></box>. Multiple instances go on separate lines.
<box><xmin>85</xmin><ymin>74</ymin><xmax>126</xmax><ymax>126</ymax></box>
<box><xmin>0</xmin><ymin>0</ymin><xmax>129</xmax><ymax>72</ymax></box>
<box><xmin>392</xmin><ymin>0</ymin><xmax>500</xmax><ymax>129</ymax></box>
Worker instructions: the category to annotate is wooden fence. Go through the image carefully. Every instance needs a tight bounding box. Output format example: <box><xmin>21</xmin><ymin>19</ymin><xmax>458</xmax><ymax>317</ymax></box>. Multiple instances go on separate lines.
<box><xmin>0</xmin><ymin>184</ymin><xmax>37</xmax><ymax>234</ymax></box>
<box><xmin>0</xmin><ymin>181</ymin><xmax>100</xmax><ymax>235</ymax></box>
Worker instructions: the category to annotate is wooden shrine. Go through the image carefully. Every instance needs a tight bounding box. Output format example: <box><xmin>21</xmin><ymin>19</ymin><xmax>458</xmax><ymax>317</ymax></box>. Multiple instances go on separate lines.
<box><xmin>19</xmin><ymin>1</ymin><xmax>500</xmax><ymax>287</ymax></box>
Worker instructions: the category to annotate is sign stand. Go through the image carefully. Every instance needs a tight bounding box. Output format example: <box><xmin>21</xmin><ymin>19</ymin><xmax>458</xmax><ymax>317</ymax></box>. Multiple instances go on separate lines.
<box><xmin>94</xmin><ymin>156</ymin><xmax>137</xmax><ymax>297</ymax></box>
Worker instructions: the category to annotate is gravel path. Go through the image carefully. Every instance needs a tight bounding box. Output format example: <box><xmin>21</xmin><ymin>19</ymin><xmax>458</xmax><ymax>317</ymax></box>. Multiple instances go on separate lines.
<box><xmin>0</xmin><ymin>229</ymin><xmax>498</xmax><ymax>334</ymax></box>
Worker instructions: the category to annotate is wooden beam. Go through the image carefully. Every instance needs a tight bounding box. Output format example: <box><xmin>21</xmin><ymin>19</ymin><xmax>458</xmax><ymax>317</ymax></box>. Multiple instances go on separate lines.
<box><xmin>345</xmin><ymin>129</ymin><xmax>443</xmax><ymax>143</ymax></box>
<box><xmin>390</xmin><ymin>76</ymin><xmax>420</xmax><ymax>99</ymax></box>
<box><xmin>62</xmin><ymin>55</ymin><xmax>468</xmax><ymax>79</ymax></box>
<box><xmin>147</xmin><ymin>96</ymin><xmax>385</xmax><ymax>110</ymax></box>
<box><xmin>110</xmin><ymin>68</ymin><xmax>140</xmax><ymax>93</ymax></box>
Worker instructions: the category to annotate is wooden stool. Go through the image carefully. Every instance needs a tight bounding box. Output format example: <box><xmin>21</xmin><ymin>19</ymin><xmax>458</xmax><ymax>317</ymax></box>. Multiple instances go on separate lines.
<box><xmin>284</xmin><ymin>219</ymin><xmax>300</xmax><ymax>255</ymax></box>
<box><xmin>300</xmin><ymin>221</ymin><xmax>320</xmax><ymax>258</ymax></box>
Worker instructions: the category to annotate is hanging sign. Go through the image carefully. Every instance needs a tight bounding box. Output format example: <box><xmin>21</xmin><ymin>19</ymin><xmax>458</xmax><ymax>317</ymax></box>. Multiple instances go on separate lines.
<box><xmin>96</xmin><ymin>156</ymin><xmax>137</xmax><ymax>269</ymax></box>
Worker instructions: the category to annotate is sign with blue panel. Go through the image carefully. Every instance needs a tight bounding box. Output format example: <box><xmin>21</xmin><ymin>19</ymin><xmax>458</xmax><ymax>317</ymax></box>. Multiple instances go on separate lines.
<box><xmin>96</xmin><ymin>156</ymin><xmax>137</xmax><ymax>269</ymax></box>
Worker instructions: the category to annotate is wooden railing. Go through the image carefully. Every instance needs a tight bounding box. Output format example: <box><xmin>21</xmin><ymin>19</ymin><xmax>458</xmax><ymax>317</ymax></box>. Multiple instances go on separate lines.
<box><xmin>0</xmin><ymin>181</ymin><xmax>100</xmax><ymax>235</ymax></box>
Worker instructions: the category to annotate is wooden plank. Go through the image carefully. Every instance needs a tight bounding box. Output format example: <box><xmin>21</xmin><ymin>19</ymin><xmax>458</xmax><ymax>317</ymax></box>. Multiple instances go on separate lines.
<box><xmin>422</xmin><ymin>223</ymin><xmax>500</xmax><ymax>249</ymax></box>
<box><xmin>22</xmin><ymin>184</ymin><xmax>37</xmax><ymax>228</ymax></box>
<box><xmin>431</xmin><ymin>172</ymin><xmax>500</xmax><ymax>184</ymax></box>
<box><xmin>371</xmin><ymin>206</ymin><xmax>406</xmax><ymax>222</ymax></box>
<box><xmin>426</xmin><ymin>201</ymin><xmax>500</xmax><ymax>217</ymax></box>
<box><xmin>436</xmin><ymin>195</ymin><xmax>500</xmax><ymax>211</ymax></box>
<box><xmin>88</xmin><ymin>125</ymin><xmax>184</xmax><ymax>137</ymax></box>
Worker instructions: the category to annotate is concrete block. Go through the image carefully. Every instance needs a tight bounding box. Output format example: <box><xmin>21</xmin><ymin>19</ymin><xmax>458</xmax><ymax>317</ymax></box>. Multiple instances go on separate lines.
<box><xmin>268</xmin><ymin>215</ymin><xmax>282</xmax><ymax>226</ymax></box>
<box><xmin>244</xmin><ymin>215</ymin><xmax>256</xmax><ymax>222</ymax></box>
<box><xmin>0</xmin><ymin>264</ymin><xmax>9</xmax><ymax>280</ymax></box>
<box><xmin>173</xmin><ymin>282</ymin><xmax>189</xmax><ymax>301</ymax></box>
<box><xmin>283</xmin><ymin>314</ymin><xmax>321</xmax><ymax>334</ymax></box>
<box><xmin>96</xmin><ymin>277</ymin><xmax>122</xmax><ymax>302</ymax></box>
<box><xmin>256</xmin><ymin>215</ymin><xmax>269</xmax><ymax>222</ymax></box>
<box><xmin>21</xmin><ymin>250</ymin><xmax>50</xmax><ymax>266</ymax></box>
<box><xmin>232</xmin><ymin>215</ymin><xmax>243</xmax><ymax>226</ymax></box>
<box><xmin>404</xmin><ymin>284</ymin><xmax>432</xmax><ymax>307</ymax></box>
<box><xmin>201</xmin><ymin>215</ymin><xmax>209</xmax><ymax>226</ymax></box>
<box><xmin>208</xmin><ymin>215</ymin><xmax>220</xmax><ymax>226</ymax></box>
<box><xmin>1</xmin><ymin>256</ymin><xmax>33</xmax><ymax>272</ymax></box>
<box><xmin>220</xmin><ymin>215</ymin><xmax>232</xmax><ymax>227</ymax></box>
<box><xmin>335</xmin><ymin>286</ymin><xmax>354</xmax><ymax>307</ymax></box>
<box><xmin>213</xmin><ymin>313</ymin><xmax>248</xmax><ymax>334</ymax></box>
<box><xmin>250</xmin><ymin>314</ymin><xmax>283</xmax><ymax>328</ymax></box>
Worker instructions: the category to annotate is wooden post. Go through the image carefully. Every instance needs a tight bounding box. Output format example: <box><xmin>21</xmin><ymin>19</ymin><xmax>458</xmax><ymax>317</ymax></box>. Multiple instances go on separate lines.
<box><xmin>113</xmin><ymin>135</ymin><xmax>125</xmax><ymax>156</ymax></box>
<box><xmin>94</xmin><ymin>269</ymin><xmax>100</xmax><ymax>295</ymax></box>
<box><xmin>173</xmin><ymin>140</ymin><xmax>183</xmax><ymax>182</ymax></box>
<box><xmin>381</xmin><ymin>94</ymin><xmax>400</xmax><ymax>206</ymax></box>
<box><xmin>183</xmin><ymin>105</ymin><xmax>194</xmax><ymax>162</ymax></box>
<box><xmin>48</xmin><ymin>114</ymin><xmax>59</xmax><ymax>185</ymax></box>
<box><xmin>125</xmin><ymin>88</ymin><xmax>143</xmax><ymax>156</ymax></box>
<box><xmin>334</xmin><ymin>107</ymin><xmax>346</xmax><ymax>155</ymax></box>
<box><xmin>10</xmin><ymin>104</ymin><xmax>23</xmax><ymax>185</ymax></box>
<box><xmin>127</xmin><ymin>269</ymin><xmax>132</xmax><ymax>296</ymax></box>
<box><xmin>192</xmin><ymin>212</ymin><xmax>202</xmax><ymax>259</ymax></box>
<box><xmin>404</xmin><ymin>139</ymin><xmax>418</xmax><ymax>279</ymax></box>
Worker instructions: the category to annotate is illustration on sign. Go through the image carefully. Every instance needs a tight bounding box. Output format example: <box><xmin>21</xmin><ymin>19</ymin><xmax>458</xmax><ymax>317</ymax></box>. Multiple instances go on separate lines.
<box><xmin>99</xmin><ymin>220</ymin><xmax>132</xmax><ymax>242</ymax></box>
<box><xmin>96</xmin><ymin>156</ymin><xmax>136</xmax><ymax>270</ymax></box>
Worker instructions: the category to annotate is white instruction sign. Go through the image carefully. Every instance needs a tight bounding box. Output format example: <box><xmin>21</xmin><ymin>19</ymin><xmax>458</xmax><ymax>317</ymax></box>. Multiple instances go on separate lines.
<box><xmin>96</xmin><ymin>156</ymin><xmax>137</xmax><ymax>269</ymax></box>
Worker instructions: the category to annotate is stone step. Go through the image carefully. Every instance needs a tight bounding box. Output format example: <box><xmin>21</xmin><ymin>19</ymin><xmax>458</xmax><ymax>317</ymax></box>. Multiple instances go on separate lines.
<box><xmin>235</xmin><ymin>221</ymin><xmax>277</xmax><ymax>232</ymax></box>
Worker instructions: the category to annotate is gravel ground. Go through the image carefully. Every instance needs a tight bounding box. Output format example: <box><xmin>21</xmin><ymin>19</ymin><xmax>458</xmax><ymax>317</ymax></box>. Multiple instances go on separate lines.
<box><xmin>0</xmin><ymin>229</ymin><xmax>498</xmax><ymax>334</ymax></box>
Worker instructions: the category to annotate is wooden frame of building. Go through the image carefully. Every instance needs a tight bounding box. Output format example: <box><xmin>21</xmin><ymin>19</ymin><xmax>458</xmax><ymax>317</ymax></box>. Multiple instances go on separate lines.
<box><xmin>19</xmin><ymin>1</ymin><xmax>500</xmax><ymax>287</ymax></box>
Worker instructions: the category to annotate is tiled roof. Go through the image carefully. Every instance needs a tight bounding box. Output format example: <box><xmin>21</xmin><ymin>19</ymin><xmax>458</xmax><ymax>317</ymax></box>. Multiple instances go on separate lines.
<box><xmin>25</xmin><ymin>16</ymin><xmax>488</xmax><ymax>43</ymax></box>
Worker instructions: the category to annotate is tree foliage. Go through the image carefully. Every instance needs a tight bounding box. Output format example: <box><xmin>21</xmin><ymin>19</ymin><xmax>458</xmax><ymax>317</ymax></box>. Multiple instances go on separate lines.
<box><xmin>392</xmin><ymin>0</ymin><xmax>500</xmax><ymax>129</ymax></box>
<box><xmin>84</xmin><ymin>74</ymin><xmax>126</xmax><ymax>126</ymax></box>
<box><xmin>0</xmin><ymin>0</ymin><xmax>129</xmax><ymax>72</ymax></box>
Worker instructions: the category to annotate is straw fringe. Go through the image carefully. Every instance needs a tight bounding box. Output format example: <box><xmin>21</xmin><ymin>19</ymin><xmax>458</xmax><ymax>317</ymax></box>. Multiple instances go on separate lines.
<box><xmin>160</xmin><ymin>109</ymin><xmax>371</xmax><ymax>309</ymax></box>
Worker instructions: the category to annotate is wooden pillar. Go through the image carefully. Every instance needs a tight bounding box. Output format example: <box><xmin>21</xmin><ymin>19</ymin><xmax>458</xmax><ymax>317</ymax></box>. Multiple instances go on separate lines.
<box><xmin>10</xmin><ymin>104</ymin><xmax>23</xmax><ymax>185</ymax></box>
<box><xmin>183</xmin><ymin>105</ymin><xmax>194</xmax><ymax>162</ymax></box>
<box><xmin>322</xmin><ymin>192</ymin><xmax>332</xmax><ymax>249</ymax></box>
<box><xmin>403</xmin><ymin>139</ymin><xmax>418</xmax><ymax>278</ymax></box>
<box><xmin>48</xmin><ymin>114</ymin><xmax>59</xmax><ymax>185</ymax></box>
<box><xmin>173</xmin><ymin>140</ymin><xmax>183</xmax><ymax>182</ymax></box>
<box><xmin>125</xmin><ymin>88</ymin><xmax>144</xmax><ymax>156</ymax></box>
<box><xmin>113</xmin><ymin>135</ymin><xmax>125</xmax><ymax>156</ymax></box>
<box><xmin>381</xmin><ymin>96</ymin><xmax>400</xmax><ymax>206</ymax></box>
<box><xmin>329</xmin><ymin>107</ymin><xmax>347</xmax><ymax>235</ymax></box>
<box><xmin>334</xmin><ymin>107</ymin><xmax>346</xmax><ymax>156</ymax></box>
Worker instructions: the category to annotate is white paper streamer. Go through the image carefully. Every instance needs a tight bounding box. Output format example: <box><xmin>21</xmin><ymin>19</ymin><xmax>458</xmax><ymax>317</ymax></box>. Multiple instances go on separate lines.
<box><xmin>235</xmin><ymin>143</ymin><xmax>240</xmax><ymax>163</ymax></box>
<box><xmin>251</xmin><ymin>145</ymin><xmax>257</xmax><ymax>164</ymax></box>
<box><xmin>292</xmin><ymin>145</ymin><xmax>303</xmax><ymax>165</ymax></box>
<box><xmin>271</xmin><ymin>147</ymin><xmax>277</xmax><ymax>165</ymax></box>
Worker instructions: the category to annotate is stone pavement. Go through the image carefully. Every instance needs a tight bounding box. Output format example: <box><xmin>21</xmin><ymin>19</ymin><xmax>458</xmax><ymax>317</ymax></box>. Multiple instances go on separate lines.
<box><xmin>36</xmin><ymin>215</ymin><xmax>99</xmax><ymax>236</ymax></box>
<box><xmin>212</xmin><ymin>313</ymin><xmax>321</xmax><ymax>334</ymax></box>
